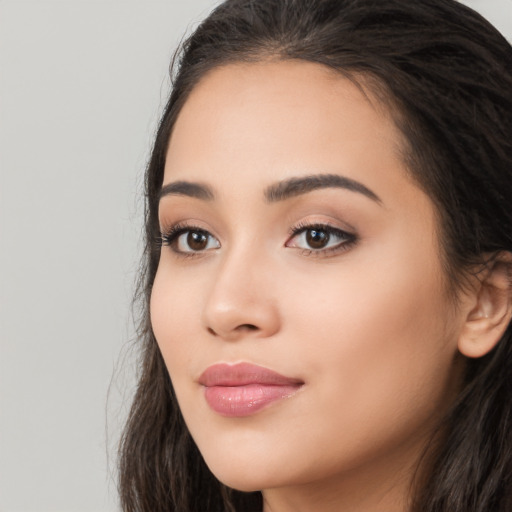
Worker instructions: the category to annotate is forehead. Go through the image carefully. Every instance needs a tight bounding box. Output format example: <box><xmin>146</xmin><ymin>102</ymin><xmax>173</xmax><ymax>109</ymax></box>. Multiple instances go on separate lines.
<box><xmin>164</xmin><ymin>60</ymin><xmax>412</xmax><ymax>205</ymax></box>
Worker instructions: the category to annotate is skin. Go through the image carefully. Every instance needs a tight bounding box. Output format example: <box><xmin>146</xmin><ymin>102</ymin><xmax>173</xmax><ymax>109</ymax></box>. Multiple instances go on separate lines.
<box><xmin>150</xmin><ymin>60</ymin><xmax>471</xmax><ymax>512</ymax></box>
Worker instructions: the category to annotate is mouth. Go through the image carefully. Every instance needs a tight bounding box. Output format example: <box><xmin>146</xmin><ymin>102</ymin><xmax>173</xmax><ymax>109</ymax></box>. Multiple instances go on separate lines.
<box><xmin>198</xmin><ymin>362</ymin><xmax>304</xmax><ymax>417</ymax></box>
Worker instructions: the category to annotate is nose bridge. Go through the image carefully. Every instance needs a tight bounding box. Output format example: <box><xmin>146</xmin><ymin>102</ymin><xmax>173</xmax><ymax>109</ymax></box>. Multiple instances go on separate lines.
<box><xmin>202</xmin><ymin>239</ymin><xmax>279</xmax><ymax>339</ymax></box>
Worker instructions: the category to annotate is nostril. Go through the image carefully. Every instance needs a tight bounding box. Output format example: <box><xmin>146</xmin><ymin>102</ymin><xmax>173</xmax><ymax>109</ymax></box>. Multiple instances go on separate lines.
<box><xmin>238</xmin><ymin>324</ymin><xmax>258</xmax><ymax>331</ymax></box>
<box><xmin>206</xmin><ymin>323</ymin><xmax>261</xmax><ymax>338</ymax></box>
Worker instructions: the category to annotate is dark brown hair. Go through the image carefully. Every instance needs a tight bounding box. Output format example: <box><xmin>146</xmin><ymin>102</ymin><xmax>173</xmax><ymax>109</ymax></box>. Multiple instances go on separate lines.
<box><xmin>118</xmin><ymin>1</ymin><xmax>512</xmax><ymax>510</ymax></box>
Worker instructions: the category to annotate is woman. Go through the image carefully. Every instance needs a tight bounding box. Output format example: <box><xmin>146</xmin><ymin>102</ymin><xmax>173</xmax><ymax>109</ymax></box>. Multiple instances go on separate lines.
<box><xmin>118</xmin><ymin>1</ymin><xmax>512</xmax><ymax>511</ymax></box>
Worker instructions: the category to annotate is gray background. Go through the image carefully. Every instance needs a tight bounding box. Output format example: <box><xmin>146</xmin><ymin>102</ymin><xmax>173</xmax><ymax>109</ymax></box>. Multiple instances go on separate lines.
<box><xmin>0</xmin><ymin>1</ymin><xmax>511</xmax><ymax>511</ymax></box>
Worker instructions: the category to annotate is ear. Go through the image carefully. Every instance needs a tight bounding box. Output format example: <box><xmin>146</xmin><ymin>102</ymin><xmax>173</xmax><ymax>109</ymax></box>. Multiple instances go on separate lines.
<box><xmin>458</xmin><ymin>252</ymin><xmax>512</xmax><ymax>358</ymax></box>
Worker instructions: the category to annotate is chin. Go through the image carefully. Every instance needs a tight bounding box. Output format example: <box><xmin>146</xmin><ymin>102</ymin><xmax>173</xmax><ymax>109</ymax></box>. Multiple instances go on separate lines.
<box><xmin>205</xmin><ymin>462</ymin><xmax>267</xmax><ymax>492</ymax></box>
<box><xmin>198</xmin><ymin>444</ymin><xmax>292</xmax><ymax>492</ymax></box>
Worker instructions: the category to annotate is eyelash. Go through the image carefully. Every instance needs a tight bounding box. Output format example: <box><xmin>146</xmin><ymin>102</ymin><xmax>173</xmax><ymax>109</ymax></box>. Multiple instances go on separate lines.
<box><xmin>159</xmin><ymin>222</ymin><xmax>216</xmax><ymax>258</ymax></box>
<box><xmin>159</xmin><ymin>221</ymin><xmax>357</xmax><ymax>258</ymax></box>
<box><xmin>287</xmin><ymin>222</ymin><xmax>357</xmax><ymax>258</ymax></box>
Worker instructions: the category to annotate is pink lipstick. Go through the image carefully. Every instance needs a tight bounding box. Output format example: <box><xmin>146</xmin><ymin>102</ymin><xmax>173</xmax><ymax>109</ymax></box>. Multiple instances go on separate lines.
<box><xmin>198</xmin><ymin>363</ymin><xmax>303</xmax><ymax>417</ymax></box>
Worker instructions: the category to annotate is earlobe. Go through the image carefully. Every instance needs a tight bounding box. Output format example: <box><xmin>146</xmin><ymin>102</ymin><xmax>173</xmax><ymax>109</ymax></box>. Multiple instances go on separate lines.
<box><xmin>458</xmin><ymin>252</ymin><xmax>512</xmax><ymax>359</ymax></box>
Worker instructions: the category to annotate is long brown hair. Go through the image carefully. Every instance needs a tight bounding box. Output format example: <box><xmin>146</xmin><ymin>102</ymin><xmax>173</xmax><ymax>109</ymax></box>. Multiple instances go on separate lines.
<box><xmin>119</xmin><ymin>1</ymin><xmax>512</xmax><ymax>510</ymax></box>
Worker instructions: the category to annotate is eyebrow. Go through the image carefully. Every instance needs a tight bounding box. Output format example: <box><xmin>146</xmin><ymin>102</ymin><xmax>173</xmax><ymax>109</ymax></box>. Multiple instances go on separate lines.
<box><xmin>159</xmin><ymin>181</ymin><xmax>214</xmax><ymax>201</ymax></box>
<box><xmin>264</xmin><ymin>174</ymin><xmax>381</xmax><ymax>204</ymax></box>
<box><xmin>158</xmin><ymin>173</ymin><xmax>381</xmax><ymax>204</ymax></box>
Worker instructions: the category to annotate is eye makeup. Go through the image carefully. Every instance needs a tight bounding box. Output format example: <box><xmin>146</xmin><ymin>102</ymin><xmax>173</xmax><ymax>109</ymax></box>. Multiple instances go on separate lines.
<box><xmin>160</xmin><ymin>222</ymin><xmax>221</xmax><ymax>257</ymax></box>
<box><xmin>286</xmin><ymin>221</ymin><xmax>358</xmax><ymax>258</ymax></box>
<box><xmin>159</xmin><ymin>219</ymin><xmax>358</xmax><ymax>260</ymax></box>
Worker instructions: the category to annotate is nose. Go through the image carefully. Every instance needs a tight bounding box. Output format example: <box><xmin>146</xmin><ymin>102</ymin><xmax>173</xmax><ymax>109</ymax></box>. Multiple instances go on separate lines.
<box><xmin>202</xmin><ymin>248</ymin><xmax>280</xmax><ymax>341</ymax></box>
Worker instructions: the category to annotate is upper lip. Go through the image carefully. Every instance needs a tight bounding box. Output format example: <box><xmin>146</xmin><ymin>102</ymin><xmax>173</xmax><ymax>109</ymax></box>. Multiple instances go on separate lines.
<box><xmin>198</xmin><ymin>362</ymin><xmax>304</xmax><ymax>387</ymax></box>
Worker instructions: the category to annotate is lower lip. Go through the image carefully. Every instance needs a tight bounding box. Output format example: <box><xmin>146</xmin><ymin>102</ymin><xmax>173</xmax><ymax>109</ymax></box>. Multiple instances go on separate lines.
<box><xmin>204</xmin><ymin>384</ymin><xmax>301</xmax><ymax>417</ymax></box>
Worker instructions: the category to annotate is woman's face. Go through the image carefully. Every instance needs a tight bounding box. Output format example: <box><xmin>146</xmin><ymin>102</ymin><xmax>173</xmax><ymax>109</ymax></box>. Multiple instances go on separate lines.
<box><xmin>151</xmin><ymin>61</ymin><xmax>466</xmax><ymax>504</ymax></box>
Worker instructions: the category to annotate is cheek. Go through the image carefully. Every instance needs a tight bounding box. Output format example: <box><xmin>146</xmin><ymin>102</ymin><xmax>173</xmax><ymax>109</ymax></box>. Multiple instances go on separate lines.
<box><xmin>254</xmin><ymin>261</ymin><xmax>458</xmax><ymax>486</ymax></box>
<box><xmin>284</xmin><ymin>240</ymin><xmax>458</xmax><ymax>433</ymax></box>
<box><xmin>150</xmin><ymin>265</ymin><xmax>200</xmax><ymax>377</ymax></box>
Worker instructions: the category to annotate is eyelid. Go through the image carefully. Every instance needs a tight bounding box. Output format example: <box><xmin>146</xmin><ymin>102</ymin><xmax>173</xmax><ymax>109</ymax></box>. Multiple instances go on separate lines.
<box><xmin>159</xmin><ymin>218</ymin><xmax>215</xmax><ymax>242</ymax></box>
<box><xmin>159</xmin><ymin>221</ymin><xmax>221</xmax><ymax>256</ymax></box>
<box><xmin>158</xmin><ymin>218</ymin><xmax>357</xmax><ymax>259</ymax></box>
<box><xmin>286</xmin><ymin>221</ymin><xmax>357</xmax><ymax>258</ymax></box>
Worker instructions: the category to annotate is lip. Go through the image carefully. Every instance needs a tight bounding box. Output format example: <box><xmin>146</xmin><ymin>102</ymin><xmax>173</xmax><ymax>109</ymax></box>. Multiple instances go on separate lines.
<box><xmin>198</xmin><ymin>362</ymin><xmax>304</xmax><ymax>417</ymax></box>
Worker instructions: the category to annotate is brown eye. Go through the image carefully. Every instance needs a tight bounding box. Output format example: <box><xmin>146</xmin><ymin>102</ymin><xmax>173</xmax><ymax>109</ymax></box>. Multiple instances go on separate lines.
<box><xmin>286</xmin><ymin>223</ymin><xmax>356</xmax><ymax>256</ymax></box>
<box><xmin>187</xmin><ymin>231</ymin><xmax>208</xmax><ymax>251</ymax></box>
<box><xmin>305</xmin><ymin>229</ymin><xmax>330</xmax><ymax>249</ymax></box>
<box><xmin>170</xmin><ymin>228</ymin><xmax>220</xmax><ymax>254</ymax></box>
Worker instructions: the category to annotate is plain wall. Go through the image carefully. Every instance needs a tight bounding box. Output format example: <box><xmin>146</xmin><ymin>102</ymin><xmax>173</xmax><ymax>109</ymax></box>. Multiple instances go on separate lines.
<box><xmin>0</xmin><ymin>1</ymin><xmax>511</xmax><ymax>511</ymax></box>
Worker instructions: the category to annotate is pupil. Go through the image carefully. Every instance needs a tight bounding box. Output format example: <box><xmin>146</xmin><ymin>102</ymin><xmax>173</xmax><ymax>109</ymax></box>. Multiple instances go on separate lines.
<box><xmin>187</xmin><ymin>231</ymin><xmax>208</xmax><ymax>250</ymax></box>
<box><xmin>306</xmin><ymin>229</ymin><xmax>329</xmax><ymax>249</ymax></box>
